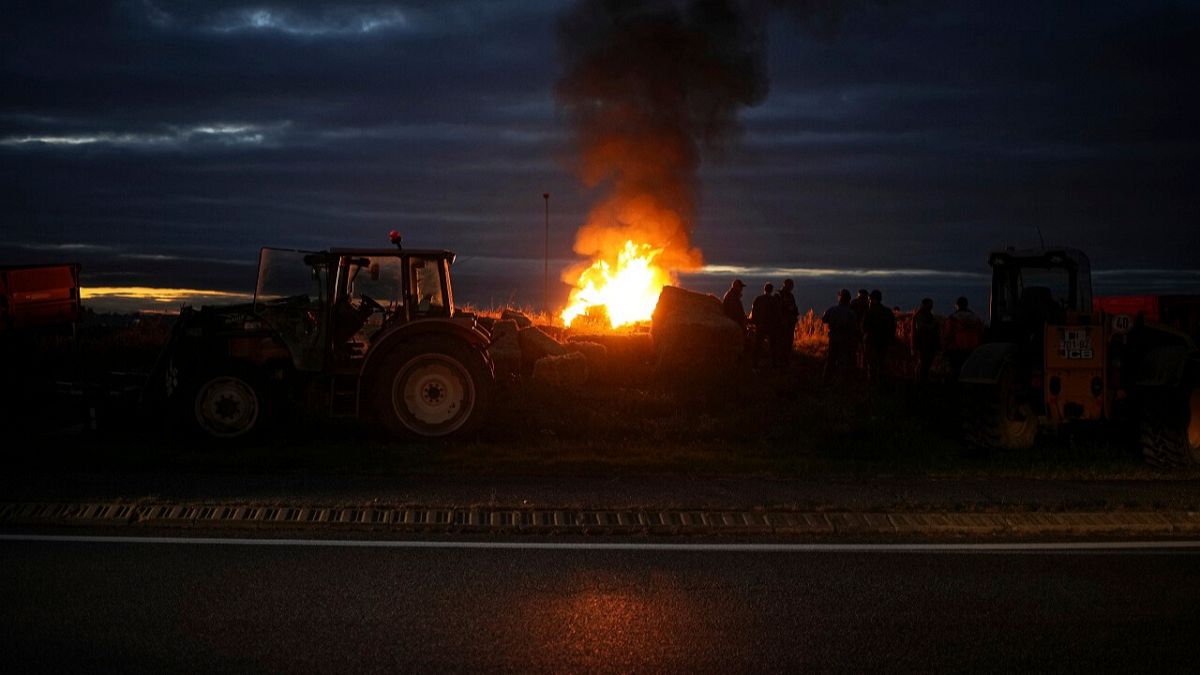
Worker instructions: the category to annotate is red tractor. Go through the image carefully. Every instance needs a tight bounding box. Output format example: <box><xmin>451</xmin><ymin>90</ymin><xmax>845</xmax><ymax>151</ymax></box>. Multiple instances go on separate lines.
<box><xmin>148</xmin><ymin>235</ymin><xmax>494</xmax><ymax>439</ymax></box>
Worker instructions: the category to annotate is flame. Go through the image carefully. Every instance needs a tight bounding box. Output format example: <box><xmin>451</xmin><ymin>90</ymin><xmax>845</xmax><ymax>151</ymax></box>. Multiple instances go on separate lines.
<box><xmin>561</xmin><ymin>240</ymin><xmax>674</xmax><ymax>329</ymax></box>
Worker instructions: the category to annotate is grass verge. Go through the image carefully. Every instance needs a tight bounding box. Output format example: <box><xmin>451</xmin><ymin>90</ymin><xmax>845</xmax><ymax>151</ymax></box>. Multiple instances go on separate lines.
<box><xmin>8</xmin><ymin>353</ymin><xmax>1191</xmax><ymax>482</ymax></box>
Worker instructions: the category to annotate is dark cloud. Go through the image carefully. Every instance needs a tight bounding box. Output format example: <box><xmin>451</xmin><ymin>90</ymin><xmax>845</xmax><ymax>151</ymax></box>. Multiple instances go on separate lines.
<box><xmin>2</xmin><ymin>0</ymin><xmax>1197</xmax><ymax>313</ymax></box>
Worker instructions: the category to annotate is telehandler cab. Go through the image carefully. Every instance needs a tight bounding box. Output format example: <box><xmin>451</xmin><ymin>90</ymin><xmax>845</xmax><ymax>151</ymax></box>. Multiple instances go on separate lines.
<box><xmin>960</xmin><ymin>247</ymin><xmax>1199</xmax><ymax>467</ymax></box>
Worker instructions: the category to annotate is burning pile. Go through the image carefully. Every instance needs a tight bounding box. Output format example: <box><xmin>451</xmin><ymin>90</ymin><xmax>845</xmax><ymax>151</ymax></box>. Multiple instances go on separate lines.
<box><xmin>554</xmin><ymin>0</ymin><xmax>769</xmax><ymax>330</ymax></box>
<box><xmin>486</xmin><ymin>309</ymin><xmax>656</xmax><ymax>388</ymax></box>
<box><xmin>561</xmin><ymin>241</ymin><xmax>671</xmax><ymax>328</ymax></box>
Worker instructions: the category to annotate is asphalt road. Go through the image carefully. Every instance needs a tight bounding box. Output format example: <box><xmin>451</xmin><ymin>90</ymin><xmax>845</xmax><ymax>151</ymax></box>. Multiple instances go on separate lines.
<box><xmin>2</xmin><ymin>537</ymin><xmax>1198</xmax><ymax>674</ymax></box>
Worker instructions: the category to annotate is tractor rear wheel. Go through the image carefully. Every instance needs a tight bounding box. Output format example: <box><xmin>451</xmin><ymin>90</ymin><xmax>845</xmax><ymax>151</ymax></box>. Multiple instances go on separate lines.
<box><xmin>372</xmin><ymin>341</ymin><xmax>492</xmax><ymax>438</ymax></box>
<box><xmin>963</xmin><ymin>365</ymin><xmax>1038</xmax><ymax>452</ymax></box>
<box><xmin>1140</xmin><ymin>386</ymin><xmax>1200</xmax><ymax>468</ymax></box>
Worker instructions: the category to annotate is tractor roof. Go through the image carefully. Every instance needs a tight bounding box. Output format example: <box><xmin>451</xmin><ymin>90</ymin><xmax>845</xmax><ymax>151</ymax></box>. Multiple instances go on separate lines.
<box><xmin>327</xmin><ymin>248</ymin><xmax>455</xmax><ymax>259</ymax></box>
<box><xmin>988</xmin><ymin>247</ymin><xmax>1091</xmax><ymax>270</ymax></box>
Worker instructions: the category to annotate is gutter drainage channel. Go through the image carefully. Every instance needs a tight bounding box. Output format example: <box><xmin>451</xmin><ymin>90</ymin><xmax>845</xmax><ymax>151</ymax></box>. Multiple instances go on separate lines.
<box><xmin>1</xmin><ymin>502</ymin><xmax>1199</xmax><ymax>537</ymax></box>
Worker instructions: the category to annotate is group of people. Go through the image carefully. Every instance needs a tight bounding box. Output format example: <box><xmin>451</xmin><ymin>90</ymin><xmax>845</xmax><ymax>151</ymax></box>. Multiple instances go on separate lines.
<box><xmin>719</xmin><ymin>278</ymin><xmax>986</xmax><ymax>383</ymax></box>
<box><xmin>820</xmin><ymin>289</ymin><xmax>895</xmax><ymax>386</ymax></box>
<box><xmin>911</xmin><ymin>296</ymin><xmax>986</xmax><ymax>382</ymax></box>
<box><xmin>822</xmin><ymin>289</ymin><xmax>984</xmax><ymax>386</ymax></box>
<box><xmin>721</xmin><ymin>279</ymin><xmax>800</xmax><ymax>368</ymax></box>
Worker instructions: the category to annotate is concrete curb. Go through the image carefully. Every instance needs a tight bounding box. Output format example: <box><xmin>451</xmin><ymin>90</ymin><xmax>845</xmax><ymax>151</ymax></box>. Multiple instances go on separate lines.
<box><xmin>2</xmin><ymin>501</ymin><xmax>1199</xmax><ymax>538</ymax></box>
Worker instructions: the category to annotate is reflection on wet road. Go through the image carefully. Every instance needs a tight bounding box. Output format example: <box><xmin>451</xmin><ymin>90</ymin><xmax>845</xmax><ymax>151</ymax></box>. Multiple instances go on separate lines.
<box><xmin>1</xmin><ymin>537</ymin><xmax>1198</xmax><ymax>673</ymax></box>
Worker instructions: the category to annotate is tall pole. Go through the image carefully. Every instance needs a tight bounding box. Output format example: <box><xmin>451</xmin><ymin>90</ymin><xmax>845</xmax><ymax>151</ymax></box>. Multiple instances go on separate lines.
<box><xmin>543</xmin><ymin>192</ymin><xmax>550</xmax><ymax>316</ymax></box>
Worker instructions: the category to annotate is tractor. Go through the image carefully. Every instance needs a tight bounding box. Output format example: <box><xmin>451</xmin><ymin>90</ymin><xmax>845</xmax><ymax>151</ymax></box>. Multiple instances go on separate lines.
<box><xmin>960</xmin><ymin>247</ymin><xmax>1200</xmax><ymax>467</ymax></box>
<box><xmin>147</xmin><ymin>233</ymin><xmax>494</xmax><ymax>440</ymax></box>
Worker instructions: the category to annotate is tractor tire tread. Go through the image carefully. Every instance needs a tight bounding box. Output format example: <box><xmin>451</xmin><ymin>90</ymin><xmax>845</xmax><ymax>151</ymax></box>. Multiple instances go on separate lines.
<box><xmin>369</xmin><ymin>340</ymin><xmax>493</xmax><ymax>439</ymax></box>
<box><xmin>1139</xmin><ymin>387</ymin><xmax>1199</xmax><ymax>469</ymax></box>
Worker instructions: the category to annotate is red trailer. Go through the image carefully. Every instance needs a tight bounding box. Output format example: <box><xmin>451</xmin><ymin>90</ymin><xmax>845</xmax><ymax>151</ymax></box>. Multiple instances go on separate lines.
<box><xmin>1095</xmin><ymin>295</ymin><xmax>1200</xmax><ymax>343</ymax></box>
<box><xmin>0</xmin><ymin>263</ymin><xmax>82</xmax><ymax>334</ymax></box>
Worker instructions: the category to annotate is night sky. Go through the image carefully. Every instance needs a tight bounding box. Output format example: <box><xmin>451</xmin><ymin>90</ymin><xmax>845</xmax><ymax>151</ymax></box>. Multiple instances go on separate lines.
<box><xmin>3</xmin><ymin>0</ymin><xmax>1198</xmax><ymax>314</ymax></box>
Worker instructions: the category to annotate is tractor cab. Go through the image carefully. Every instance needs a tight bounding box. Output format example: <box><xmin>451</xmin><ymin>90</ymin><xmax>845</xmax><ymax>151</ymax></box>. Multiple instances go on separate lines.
<box><xmin>252</xmin><ymin>244</ymin><xmax>456</xmax><ymax>373</ymax></box>
<box><xmin>987</xmin><ymin>247</ymin><xmax>1093</xmax><ymax>344</ymax></box>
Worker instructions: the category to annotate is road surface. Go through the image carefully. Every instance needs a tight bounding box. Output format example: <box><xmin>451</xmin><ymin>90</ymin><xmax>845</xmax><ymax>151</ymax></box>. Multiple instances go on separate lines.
<box><xmin>2</xmin><ymin>535</ymin><xmax>1198</xmax><ymax>673</ymax></box>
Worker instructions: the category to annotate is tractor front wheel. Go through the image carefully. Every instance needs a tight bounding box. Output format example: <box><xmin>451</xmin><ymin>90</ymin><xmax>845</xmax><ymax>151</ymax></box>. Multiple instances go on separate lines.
<box><xmin>372</xmin><ymin>342</ymin><xmax>492</xmax><ymax>439</ymax></box>
<box><xmin>963</xmin><ymin>365</ymin><xmax>1038</xmax><ymax>453</ymax></box>
<box><xmin>1140</xmin><ymin>386</ymin><xmax>1200</xmax><ymax>469</ymax></box>
<box><xmin>190</xmin><ymin>371</ymin><xmax>266</xmax><ymax>440</ymax></box>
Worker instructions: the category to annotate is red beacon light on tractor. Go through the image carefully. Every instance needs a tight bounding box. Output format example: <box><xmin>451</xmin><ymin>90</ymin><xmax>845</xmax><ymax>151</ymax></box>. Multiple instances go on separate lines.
<box><xmin>388</xmin><ymin>230</ymin><xmax>403</xmax><ymax>249</ymax></box>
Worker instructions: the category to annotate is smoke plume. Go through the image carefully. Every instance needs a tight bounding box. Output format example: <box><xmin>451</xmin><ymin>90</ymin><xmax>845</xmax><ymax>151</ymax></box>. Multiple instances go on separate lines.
<box><xmin>555</xmin><ymin>0</ymin><xmax>772</xmax><ymax>275</ymax></box>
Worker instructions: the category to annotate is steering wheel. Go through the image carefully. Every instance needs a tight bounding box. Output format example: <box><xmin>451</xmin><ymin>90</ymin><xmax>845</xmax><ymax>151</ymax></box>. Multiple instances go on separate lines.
<box><xmin>360</xmin><ymin>294</ymin><xmax>386</xmax><ymax>314</ymax></box>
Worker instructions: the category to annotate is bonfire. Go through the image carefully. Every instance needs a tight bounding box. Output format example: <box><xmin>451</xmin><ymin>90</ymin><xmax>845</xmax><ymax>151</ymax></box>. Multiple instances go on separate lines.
<box><xmin>560</xmin><ymin>240</ymin><xmax>674</xmax><ymax>330</ymax></box>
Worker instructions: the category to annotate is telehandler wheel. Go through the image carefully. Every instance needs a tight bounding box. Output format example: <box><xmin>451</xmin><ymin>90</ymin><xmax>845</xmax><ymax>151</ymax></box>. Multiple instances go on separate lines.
<box><xmin>963</xmin><ymin>365</ymin><xmax>1037</xmax><ymax>452</ymax></box>
<box><xmin>1140</xmin><ymin>386</ymin><xmax>1200</xmax><ymax>469</ymax></box>
<box><xmin>189</xmin><ymin>371</ymin><xmax>267</xmax><ymax>440</ymax></box>
<box><xmin>372</xmin><ymin>341</ymin><xmax>493</xmax><ymax>439</ymax></box>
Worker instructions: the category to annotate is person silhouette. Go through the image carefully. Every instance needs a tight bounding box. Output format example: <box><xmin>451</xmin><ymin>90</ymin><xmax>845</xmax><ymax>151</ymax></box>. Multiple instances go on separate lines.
<box><xmin>749</xmin><ymin>283</ymin><xmax>780</xmax><ymax>368</ymax></box>
<box><xmin>863</xmin><ymin>289</ymin><xmax>896</xmax><ymax>387</ymax></box>
<box><xmin>722</xmin><ymin>279</ymin><xmax>747</xmax><ymax>327</ymax></box>
<box><xmin>822</xmin><ymin>289</ymin><xmax>858</xmax><ymax>385</ymax></box>
<box><xmin>911</xmin><ymin>297</ymin><xmax>938</xmax><ymax>383</ymax></box>
<box><xmin>776</xmin><ymin>279</ymin><xmax>799</xmax><ymax>366</ymax></box>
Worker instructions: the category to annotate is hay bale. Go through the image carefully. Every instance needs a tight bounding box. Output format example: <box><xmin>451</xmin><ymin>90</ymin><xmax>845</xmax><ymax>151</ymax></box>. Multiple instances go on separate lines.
<box><xmin>491</xmin><ymin>319</ymin><xmax>519</xmax><ymax>342</ymax></box>
<box><xmin>567</xmin><ymin>333</ymin><xmax>654</xmax><ymax>376</ymax></box>
<box><xmin>567</xmin><ymin>340</ymin><xmax>607</xmax><ymax>367</ymax></box>
<box><xmin>650</xmin><ymin>285</ymin><xmax>742</xmax><ymax>376</ymax></box>
<box><xmin>531</xmin><ymin>352</ymin><xmax>589</xmax><ymax>389</ymax></box>
<box><xmin>567</xmin><ymin>333</ymin><xmax>653</xmax><ymax>359</ymax></box>
<box><xmin>535</xmin><ymin>324</ymin><xmax>566</xmax><ymax>341</ymax></box>
<box><xmin>501</xmin><ymin>309</ymin><xmax>533</xmax><ymax>329</ymax></box>
<box><xmin>487</xmin><ymin>319</ymin><xmax>521</xmax><ymax>377</ymax></box>
<box><xmin>518</xmin><ymin>325</ymin><xmax>569</xmax><ymax>365</ymax></box>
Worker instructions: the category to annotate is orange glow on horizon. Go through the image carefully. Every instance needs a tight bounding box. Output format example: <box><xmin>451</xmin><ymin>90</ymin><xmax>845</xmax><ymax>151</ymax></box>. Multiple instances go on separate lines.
<box><xmin>81</xmin><ymin>286</ymin><xmax>251</xmax><ymax>304</ymax></box>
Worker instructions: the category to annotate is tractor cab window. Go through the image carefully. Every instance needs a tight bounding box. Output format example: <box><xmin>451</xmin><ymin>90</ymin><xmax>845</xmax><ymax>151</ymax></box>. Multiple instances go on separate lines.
<box><xmin>409</xmin><ymin>257</ymin><xmax>447</xmax><ymax>317</ymax></box>
<box><xmin>1017</xmin><ymin>267</ymin><xmax>1072</xmax><ymax>325</ymax></box>
<box><xmin>331</xmin><ymin>255</ymin><xmax>409</xmax><ymax>354</ymax></box>
<box><xmin>350</xmin><ymin>257</ymin><xmax>406</xmax><ymax>309</ymax></box>
<box><xmin>254</xmin><ymin>248</ymin><xmax>327</xmax><ymax>371</ymax></box>
<box><xmin>343</xmin><ymin>256</ymin><xmax>406</xmax><ymax>338</ymax></box>
<box><xmin>256</xmin><ymin>248</ymin><xmax>326</xmax><ymax>308</ymax></box>
<box><xmin>992</xmin><ymin>263</ymin><xmax>1078</xmax><ymax>322</ymax></box>
<box><xmin>1020</xmin><ymin>267</ymin><xmax>1072</xmax><ymax>309</ymax></box>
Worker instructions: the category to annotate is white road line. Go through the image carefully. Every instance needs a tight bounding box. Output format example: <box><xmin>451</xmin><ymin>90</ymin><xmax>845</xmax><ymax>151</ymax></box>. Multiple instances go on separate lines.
<box><xmin>1</xmin><ymin>534</ymin><xmax>1199</xmax><ymax>552</ymax></box>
